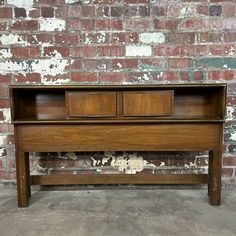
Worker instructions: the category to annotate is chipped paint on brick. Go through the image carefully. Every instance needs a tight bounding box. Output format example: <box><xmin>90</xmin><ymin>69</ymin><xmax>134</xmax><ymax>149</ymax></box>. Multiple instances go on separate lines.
<box><xmin>0</xmin><ymin>34</ymin><xmax>29</xmax><ymax>46</ymax></box>
<box><xmin>7</xmin><ymin>0</ymin><xmax>34</xmax><ymax>16</ymax></box>
<box><xmin>180</xmin><ymin>6</ymin><xmax>195</xmax><ymax>18</ymax></box>
<box><xmin>139</xmin><ymin>32</ymin><xmax>165</xmax><ymax>44</ymax></box>
<box><xmin>126</xmin><ymin>46</ymin><xmax>152</xmax><ymax>57</ymax></box>
<box><xmin>0</xmin><ymin>58</ymin><xmax>69</xmax><ymax>76</ymax></box>
<box><xmin>0</xmin><ymin>49</ymin><xmax>12</xmax><ymax>59</ymax></box>
<box><xmin>39</xmin><ymin>18</ymin><xmax>66</xmax><ymax>32</ymax></box>
<box><xmin>91</xmin><ymin>152</ymin><xmax>156</xmax><ymax>174</ymax></box>
<box><xmin>97</xmin><ymin>32</ymin><xmax>106</xmax><ymax>44</ymax></box>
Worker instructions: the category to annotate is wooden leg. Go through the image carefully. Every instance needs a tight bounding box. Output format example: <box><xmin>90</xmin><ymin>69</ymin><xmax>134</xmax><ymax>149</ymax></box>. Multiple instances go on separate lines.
<box><xmin>25</xmin><ymin>153</ymin><xmax>31</xmax><ymax>198</ymax></box>
<box><xmin>209</xmin><ymin>150</ymin><xmax>222</xmax><ymax>206</ymax></box>
<box><xmin>16</xmin><ymin>151</ymin><xmax>30</xmax><ymax>207</ymax></box>
<box><xmin>208</xmin><ymin>151</ymin><xmax>212</xmax><ymax>196</ymax></box>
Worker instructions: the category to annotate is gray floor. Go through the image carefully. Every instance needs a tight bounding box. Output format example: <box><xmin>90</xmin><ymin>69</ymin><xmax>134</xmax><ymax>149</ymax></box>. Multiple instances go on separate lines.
<box><xmin>0</xmin><ymin>186</ymin><xmax>236</xmax><ymax>236</ymax></box>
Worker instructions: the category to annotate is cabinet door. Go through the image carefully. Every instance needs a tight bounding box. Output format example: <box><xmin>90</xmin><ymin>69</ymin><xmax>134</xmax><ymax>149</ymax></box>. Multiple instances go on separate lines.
<box><xmin>123</xmin><ymin>91</ymin><xmax>173</xmax><ymax>117</ymax></box>
<box><xmin>66</xmin><ymin>92</ymin><xmax>117</xmax><ymax>118</ymax></box>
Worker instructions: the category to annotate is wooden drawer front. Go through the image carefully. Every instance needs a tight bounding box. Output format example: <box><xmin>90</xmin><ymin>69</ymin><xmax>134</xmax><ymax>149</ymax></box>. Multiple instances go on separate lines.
<box><xmin>123</xmin><ymin>91</ymin><xmax>173</xmax><ymax>117</ymax></box>
<box><xmin>66</xmin><ymin>92</ymin><xmax>117</xmax><ymax>118</ymax></box>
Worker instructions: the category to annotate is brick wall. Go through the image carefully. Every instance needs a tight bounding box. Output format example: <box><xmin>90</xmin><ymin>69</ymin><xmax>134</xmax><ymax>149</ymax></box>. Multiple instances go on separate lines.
<box><xmin>0</xmin><ymin>0</ymin><xmax>236</xmax><ymax>186</ymax></box>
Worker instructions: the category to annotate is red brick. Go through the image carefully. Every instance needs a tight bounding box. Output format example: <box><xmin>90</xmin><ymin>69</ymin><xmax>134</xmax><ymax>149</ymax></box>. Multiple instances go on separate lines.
<box><xmin>83</xmin><ymin>59</ymin><xmax>97</xmax><ymax>70</ymax></box>
<box><xmin>193</xmin><ymin>71</ymin><xmax>204</xmax><ymax>80</ymax></box>
<box><xmin>154</xmin><ymin>19</ymin><xmax>178</xmax><ymax>30</ymax></box>
<box><xmin>43</xmin><ymin>74</ymin><xmax>70</xmax><ymax>84</ymax></box>
<box><xmin>223</xmin><ymin>4</ymin><xmax>235</xmax><ymax>17</ymax></box>
<box><xmin>0</xmin><ymin>8</ymin><xmax>12</xmax><ymax>18</ymax></box>
<box><xmin>100</xmin><ymin>72</ymin><xmax>125</xmax><ymax>82</ymax></box>
<box><xmin>168</xmin><ymin>33</ymin><xmax>195</xmax><ymax>44</ymax></box>
<box><xmin>111</xmin><ymin>59</ymin><xmax>138</xmax><ymax>70</ymax></box>
<box><xmin>223</xmin><ymin>156</ymin><xmax>236</xmax><ymax>166</ymax></box>
<box><xmin>11</xmin><ymin>20</ymin><xmax>38</xmax><ymax>31</ymax></box>
<box><xmin>223</xmin><ymin>70</ymin><xmax>235</xmax><ymax>80</ymax></box>
<box><xmin>14</xmin><ymin>8</ymin><xmax>26</xmax><ymax>18</ymax></box>
<box><xmin>111</xmin><ymin>33</ymin><xmax>126</xmax><ymax>44</ymax></box>
<box><xmin>126</xmin><ymin>19</ymin><xmax>150</xmax><ymax>30</ymax></box>
<box><xmin>0</xmin><ymin>98</ymin><xmax>10</xmax><ymax>108</ymax></box>
<box><xmin>140</xmin><ymin>58</ymin><xmax>167</xmax><ymax>68</ymax></box>
<box><xmin>194</xmin><ymin>45</ymin><xmax>208</xmax><ymax>56</ymax></box>
<box><xmin>70</xmin><ymin>46</ymin><xmax>97</xmax><ymax>57</ymax></box>
<box><xmin>0</xmin><ymin>74</ymin><xmax>11</xmax><ymax>84</ymax></box>
<box><xmin>0</xmin><ymin>22</ymin><xmax>8</xmax><ymax>31</ymax></box>
<box><xmin>29</xmin><ymin>8</ymin><xmax>40</xmax><ymax>18</ymax></box>
<box><xmin>180</xmin><ymin>45</ymin><xmax>194</xmax><ymax>56</ymax></box>
<box><xmin>126</xmin><ymin>32</ymin><xmax>139</xmax><ymax>43</ymax></box>
<box><xmin>180</xmin><ymin>71</ymin><xmax>190</xmax><ymax>81</ymax></box>
<box><xmin>43</xmin><ymin>46</ymin><xmax>69</xmax><ymax>57</ymax></box>
<box><xmin>68</xmin><ymin>5</ymin><xmax>81</xmax><ymax>17</ymax></box>
<box><xmin>168</xmin><ymin>58</ymin><xmax>192</xmax><ymax>68</ymax></box>
<box><xmin>224</xmin><ymin>44</ymin><xmax>235</xmax><ymax>56</ymax></box>
<box><xmin>12</xmin><ymin>47</ymin><xmax>40</xmax><ymax>58</ymax></box>
<box><xmin>124</xmin><ymin>0</ymin><xmax>149</xmax><ymax>3</ymax></box>
<box><xmin>164</xmin><ymin>71</ymin><xmax>179</xmax><ymax>81</ymax></box>
<box><xmin>110</xmin><ymin>19</ymin><xmax>123</xmax><ymax>30</ymax></box>
<box><xmin>98</xmin><ymin>46</ymin><xmax>124</xmax><ymax>57</ymax></box>
<box><xmin>0</xmin><ymin>86</ymin><xmax>9</xmax><ymax>97</ymax></box>
<box><xmin>126</xmin><ymin>72</ymin><xmax>154</xmax><ymax>82</ymax></box>
<box><xmin>79</xmin><ymin>19</ymin><xmax>94</xmax><ymax>31</ymax></box>
<box><xmin>209</xmin><ymin>45</ymin><xmax>223</xmax><ymax>55</ymax></box>
<box><xmin>54</xmin><ymin>33</ymin><xmax>78</xmax><ymax>45</ymax></box>
<box><xmin>55</xmin><ymin>5</ymin><xmax>68</xmax><ymax>18</ymax></box>
<box><xmin>180</xmin><ymin>18</ymin><xmax>208</xmax><ymax>30</ymax></box>
<box><xmin>154</xmin><ymin>45</ymin><xmax>180</xmax><ymax>56</ymax></box>
<box><xmin>197</xmin><ymin>5</ymin><xmax>209</xmax><ymax>15</ymax></box>
<box><xmin>15</xmin><ymin>73</ymin><xmax>41</xmax><ymax>83</ymax></box>
<box><xmin>0</xmin><ymin>123</ymin><xmax>14</xmax><ymax>133</ymax></box>
<box><xmin>224</xmin><ymin>32</ymin><xmax>236</xmax><ymax>42</ymax></box>
<box><xmin>71</xmin><ymin>72</ymin><xmax>97</xmax><ymax>82</ymax></box>
<box><xmin>27</xmin><ymin>33</ymin><xmax>53</xmax><ymax>44</ymax></box>
<box><xmin>208</xmin><ymin>70</ymin><xmax>221</xmax><ymax>80</ymax></box>
<box><xmin>70</xmin><ymin>59</ymin><xmax>82</xmax><ymax>70</ymax></box>
<box><xmin>41</xmin><ymin>7</ymin><xmax>54</xmax><ymax>18</ymax></box>
<box><xmin>95</xmin><ymin>20</ymin><xmax>110</xmax><ymax>30</ymax></box>
<box><xmin>82</xmin><ymin>6</ymin><xmax>95</xmax><ymax>17</ymax></box>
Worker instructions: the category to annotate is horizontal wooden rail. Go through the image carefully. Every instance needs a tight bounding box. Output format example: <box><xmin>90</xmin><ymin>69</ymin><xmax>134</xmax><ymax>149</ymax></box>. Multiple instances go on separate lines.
<box><xmin>30</xmin><ymin>174</ymin><xmax>208</xmax><ymax>185</ymax></box>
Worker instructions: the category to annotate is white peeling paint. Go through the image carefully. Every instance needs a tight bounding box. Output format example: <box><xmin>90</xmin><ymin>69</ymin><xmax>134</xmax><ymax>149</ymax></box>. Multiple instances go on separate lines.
<box><xmin>160</xmin><ymin>162</ymin><xmax>165</xmax><ymax>166</ymax></box>
<box><xmin>230</xmin><ymin>131</ymin><xmax>236</xmax><ymax>141</ymax></box>
<box><xmin>139</xmin><ymin>32</ymin><xmax>165</xmax><ymax>44</ymax></box>
<box><xmin>180</xmin><ymin>6</ymin><xmax>194</xmax><ymax>18</ymax></box>
<box><xmin>0</xmin><ymin>135</ymin><xmax>6</xmax><ymax>146</ymax></box>
<box><xmin>0</xmin><ymin>49</ymin><xmax>12</xmax><ymax>59</ymax></box>
<box><xmin>117</xmin><ymin>62</ymin><xmax>122</xmax><ymax>68</ymax></box>
<box><xmin>92</xmin><ymin>152</ymin><xmax>156</xmax><ymax>174</ymax></box>
<box><xmin>65</xmin><ymin>0</ymin><xmax>79</xmax><ymax>3</ymax></box>
<box><xmin>2</xmin><ymin>109</ymin><xmax>11</xmax><ymax>123</ymax></box>
<box><xmin>39</xmin><ymin>18</ymin><xmax>66</xmax><ymax>32</ymax></box>
<box><xmin>41</xmin><ymin>78</ymin><xmax>70</xmax><ymax>85</ymax></box>
<box><xmin>0</xmin><ymin>148</ymin><xmax>4</xmax><ymax>156</ymax></box>
<box><xmin>126</xmin><ymin>46</ymin><xmax>152</xmax><ymax>57</ymax></box>
<box><xmin>0</xmin><ymin>34</ymin><xmax>29</xmax><ymax>46</ymax></box>
<box><xmin>226</xmin><ymin>106</ymin><xmax>235</xmax><ymax>121</ymax></box>
<box><xmin>97</xmin><ymin>32</ymin><xmax>106</xmax><ymax>43</ymax></box>
<box><xmin>0</xmin><ymin>58</ymin><xmax>69</xmax><ymax>76</ymax></box>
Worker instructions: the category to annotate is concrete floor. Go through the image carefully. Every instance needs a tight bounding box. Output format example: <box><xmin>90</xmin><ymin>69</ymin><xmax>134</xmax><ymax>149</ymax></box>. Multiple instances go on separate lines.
<box><xmin>0</xmin><ymin>186</ymin><xmax>236</xmax><ymax>236</ymax></box>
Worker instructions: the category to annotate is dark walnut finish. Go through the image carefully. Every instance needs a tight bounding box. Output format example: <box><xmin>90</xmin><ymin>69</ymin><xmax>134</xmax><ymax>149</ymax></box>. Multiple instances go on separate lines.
<box><xmin>10</xmin><ymin>84</ymin><xmax>227</xmax><ymax>207</ymax></box>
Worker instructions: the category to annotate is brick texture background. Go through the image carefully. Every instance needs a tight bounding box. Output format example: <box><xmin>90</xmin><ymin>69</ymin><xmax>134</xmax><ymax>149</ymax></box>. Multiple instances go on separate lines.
<box><xmin>0</xmin><ymin>0</ymin><xmax>236</xmax><ymax>186</ymax></box>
